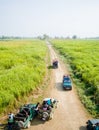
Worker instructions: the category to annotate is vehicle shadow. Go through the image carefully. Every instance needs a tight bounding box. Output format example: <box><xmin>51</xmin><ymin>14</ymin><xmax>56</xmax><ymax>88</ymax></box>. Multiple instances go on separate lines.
<box><xmin>55</xmin><ymin>82</ymin><xmax>70</xmax><ymax>92</ymax></box>
<box><xmin>79</xmin><ymin>126</ymin><xmax>87</xmax><ymax>130</ymax></box>
<box><xmin>0</xmin><ymin>123</ymin><xmax>6</xmax><ymax>129</ymax></box>
<box><xmin>47</xmin><ymin>65</ymin><xmax>53</xmax><ymax>69</ymax></box>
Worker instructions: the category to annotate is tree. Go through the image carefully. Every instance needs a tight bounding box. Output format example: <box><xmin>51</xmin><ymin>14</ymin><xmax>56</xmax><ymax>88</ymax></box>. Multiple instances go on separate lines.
<box><xmin>43</xmin><ymin>34</ymin><xmax>49</xmax><ymax>40</ymax></box>
<box><xmin>72</xmin><ymin>35</ymin><xmax>77</xmax><ymax>39</ymax></box>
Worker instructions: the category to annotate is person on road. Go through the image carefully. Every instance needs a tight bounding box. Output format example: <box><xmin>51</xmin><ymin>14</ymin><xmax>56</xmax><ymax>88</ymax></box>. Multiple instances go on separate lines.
<box><xmin>34</xmin><ymin>102</ymin><xmax>40</xmax><ymax>114</ymax></box>
<box><xmin>8</xmin><ymin>112</ymin><xmax>14</xmax><ymax>130</ymax></box>
<box><xmin>42</xmin><ymin>101</ymin><xmax>48</xmax><ymax>111</ymax></box>
<box><xmin>43</xmin><ymin>98</ymin><xmax>56</xmax><ymax>108</ymax></box>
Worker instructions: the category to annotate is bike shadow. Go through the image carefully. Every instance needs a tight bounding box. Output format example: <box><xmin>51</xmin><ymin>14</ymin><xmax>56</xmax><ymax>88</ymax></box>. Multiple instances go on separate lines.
<box><xmin>31</xmin><ymin>118</ymin><xmax>45</xmax><ymax>126</ymax></box>
<box><xmin>47</xmin><ymin>65</ymin><xmax>53</xmax><ymax>69</ymax></box>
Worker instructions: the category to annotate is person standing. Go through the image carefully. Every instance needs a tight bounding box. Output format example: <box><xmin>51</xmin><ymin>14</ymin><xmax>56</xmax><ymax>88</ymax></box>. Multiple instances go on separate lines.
<box><xmin>8</xmin><ymin>112</ymin><xmax>14</xmax><ymax>130</ymax></box>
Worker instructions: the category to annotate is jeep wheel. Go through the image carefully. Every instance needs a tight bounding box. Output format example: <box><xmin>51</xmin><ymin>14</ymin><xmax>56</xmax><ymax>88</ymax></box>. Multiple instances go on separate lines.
<box><xmin>18</xmin><ymin>121</ymin><xmax>24</xmax><ymax>128</ymax></box>
<box><xmin>49</xmin><ymin>112</ymin><xmax>53</xmax><ymax>119</ymax></box>
<box><xmin>27</xmin><ymin>121</ymin><xmax>31</xmax><ymax>128</ymax></box>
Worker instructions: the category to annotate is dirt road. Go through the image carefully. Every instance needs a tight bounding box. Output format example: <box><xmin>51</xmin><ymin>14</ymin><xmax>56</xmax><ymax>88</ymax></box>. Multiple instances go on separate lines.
<box><xmin>29</xmin><ymin>42</ymin><xmax>90</xmax><ymax>130</ymax></box>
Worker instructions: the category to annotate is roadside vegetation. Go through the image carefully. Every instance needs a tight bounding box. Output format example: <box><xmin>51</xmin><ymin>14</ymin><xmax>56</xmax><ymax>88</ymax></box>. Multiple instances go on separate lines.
<box><xmin>0</xmin><ymin>40</ymin><xmax>47</xmax><ymax>114</ymax></box>
<box><xmin>51</xmin><ymin>39</ymin><xmax>99</xmax><ymax>118</ymax></box>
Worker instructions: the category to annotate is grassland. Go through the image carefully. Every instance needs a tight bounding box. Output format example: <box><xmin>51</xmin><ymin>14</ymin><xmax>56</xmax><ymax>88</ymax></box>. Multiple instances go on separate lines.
<box><xmin>0</xmin><ymin>40</ymin><xmax>47</xmax><ymax>114</ymax></box>
<box><xmin>51</xmin><ymin>39</ymin><xmax>99</xmax><ymax>117</ymax></box>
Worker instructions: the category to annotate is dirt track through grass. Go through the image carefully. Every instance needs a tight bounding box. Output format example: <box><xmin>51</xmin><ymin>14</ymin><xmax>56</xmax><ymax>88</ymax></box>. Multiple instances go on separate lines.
<box><xmin>27</xmin><ymin>41</ymin><xmax>91</xmax><ymax>130</ymax></box>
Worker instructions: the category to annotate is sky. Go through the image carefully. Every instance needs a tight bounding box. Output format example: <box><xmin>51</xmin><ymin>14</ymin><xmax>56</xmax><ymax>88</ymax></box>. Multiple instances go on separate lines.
<box><xmin>0</xmin><ymin>0</ymin><xmax>99</xmax><ymax>38</ymax></box>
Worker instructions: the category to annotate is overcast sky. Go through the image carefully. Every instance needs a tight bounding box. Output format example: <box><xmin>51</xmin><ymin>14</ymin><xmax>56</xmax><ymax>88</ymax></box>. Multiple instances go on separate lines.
<box><xmin>0</xmin><ymin>0</ymin><xmax>99</xmax><ymax>38</ymax></box>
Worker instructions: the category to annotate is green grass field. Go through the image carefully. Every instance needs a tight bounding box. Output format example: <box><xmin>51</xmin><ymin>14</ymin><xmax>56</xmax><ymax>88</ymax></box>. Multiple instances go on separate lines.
<box><xmin>0</xmin><ymin>40</ymin><xmax>47</xmax><ymax>114</ymax></box>
<box><xmin>51</xmin><ymin>39</ymin><xmax>99</xmax><ymax>117</ymax></box>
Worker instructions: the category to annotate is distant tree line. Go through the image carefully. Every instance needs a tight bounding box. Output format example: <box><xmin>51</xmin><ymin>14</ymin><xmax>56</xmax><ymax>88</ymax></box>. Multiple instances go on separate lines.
<box><xmin>0</xmin><ymin>35</ymin><xmax>99</xmax><ymax>40</ymax></box>
<box><xmin>0</xmin><ymin>36</ymin><xmax>23</xmax><ymax>40</ymax></box>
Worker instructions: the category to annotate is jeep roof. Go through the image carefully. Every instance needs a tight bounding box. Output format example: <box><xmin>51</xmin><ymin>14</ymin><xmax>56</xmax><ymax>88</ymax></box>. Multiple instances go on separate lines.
<box><xmin>88</xmin><ymin>119</ymin><xmax>99</xmax><ymax>125</ymax></box>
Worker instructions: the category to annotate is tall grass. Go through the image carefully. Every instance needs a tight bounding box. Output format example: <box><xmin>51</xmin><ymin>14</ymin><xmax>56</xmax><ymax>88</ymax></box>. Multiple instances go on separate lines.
<box><xmin>51</xmin><ymin>39</ymin><xmax>99</xmax><ymax>117</ymax></box>
<box><xmin>0</xmin><ymin>40</ymin><xmax>47</xmax><ymax>113</ymax></box>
